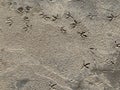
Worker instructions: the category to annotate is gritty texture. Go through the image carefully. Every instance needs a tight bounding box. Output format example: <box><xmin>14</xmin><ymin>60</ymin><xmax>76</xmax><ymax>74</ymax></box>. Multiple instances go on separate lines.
<box><xmin>0</xmin><ymin>0</ymin><xmax>120</xmax><ymax>90</ymax></box>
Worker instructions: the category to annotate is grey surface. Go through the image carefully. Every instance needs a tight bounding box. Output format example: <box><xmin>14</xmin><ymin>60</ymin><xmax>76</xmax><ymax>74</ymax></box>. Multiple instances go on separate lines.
<box><xmin>0</xmin><ymin>0</ymin><xmax>120</xmax><ymax>90</ymax></box>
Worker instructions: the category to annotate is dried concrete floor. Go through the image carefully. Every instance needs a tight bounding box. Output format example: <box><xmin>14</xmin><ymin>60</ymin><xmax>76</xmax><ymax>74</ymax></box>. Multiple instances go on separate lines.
<box><xmin>0</xmin><ymin>0</ymin><xmax>120</xmax><ymax>90</ymax></box>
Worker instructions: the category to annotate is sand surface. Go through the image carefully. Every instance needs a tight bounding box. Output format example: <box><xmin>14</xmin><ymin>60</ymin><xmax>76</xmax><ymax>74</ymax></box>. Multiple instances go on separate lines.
<box><xmin>0</xmin><ymin>0</ymin><xmax>120</xmax><ymax>90</ymax></box>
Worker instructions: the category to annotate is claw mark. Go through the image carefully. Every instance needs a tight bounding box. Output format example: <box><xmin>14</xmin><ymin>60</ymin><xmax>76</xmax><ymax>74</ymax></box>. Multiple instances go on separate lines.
<box><xmin>49</xmin><ymin>82</ymin><xmax>57</xmax><ymax>90</ymax></box>
<box><xmin>107</xmin><ymin>14</ymin><xmax>119</xmax><ymax>21</ymax></box>
<box><xmin>87</xmin><ymin>13</ymin><xmax>97</xmax><ymax>20</ymax></box>
<box><xmin>65</xmin><ymin>12</ymin><xmax>74</xmax><ymax>19</ymax></box>
<box><xmin>6</xmin><ymin>17</ymin><xmax>13</xmax><ymax>26</ymax></box>
<box><xmin>51</xmin><ymin>14</ymin><xmax>59</xmax><ymax>21</ymax></box>
<box><xmin>65</xmin><ymin>12</ymin><xmax>81</xmax><ymax>28</ymax></box>
<box><xmin>60</xmin><ymin>27</ymin><xmax>67</xmax><ymax>34</ymax></box>
<box><xmin>81</xmin><ymin>60</ymin><xmax>90</xmax><ymax>69</ymax></box>
<box><xmin>77</xmin><ymin>31</ymin><xmax>87</xmax><ymax>38</ymax></box>
<box><xmin>17</xmin><ymin>7</ymin><xmax>24</xmax><ymax>13</ymax></box>
<box><xmin>70</xmin><ymin>20</ymin><xmax>81</xmax><ymax>28</ymax></box>
<box><xmin>25</xmin><ymin>6</ymin><xmax>32</xmax><ymax>13</ymax></box>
